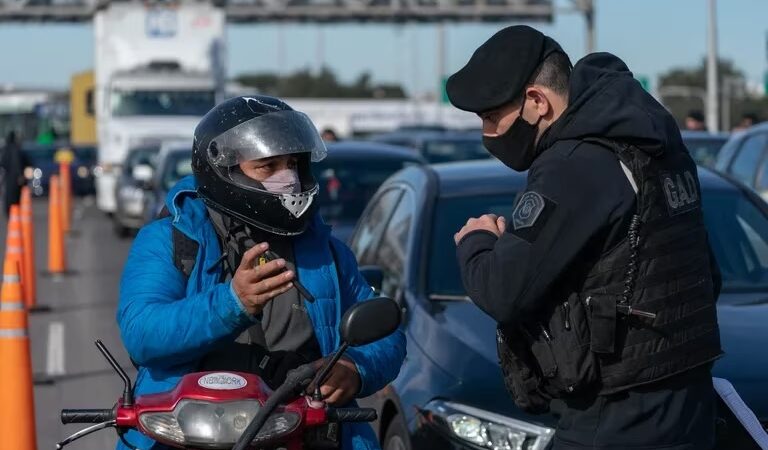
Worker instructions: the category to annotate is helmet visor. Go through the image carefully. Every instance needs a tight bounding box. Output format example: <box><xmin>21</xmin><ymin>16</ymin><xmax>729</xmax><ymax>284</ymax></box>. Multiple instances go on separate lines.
<box><xmin>207</xmin><ymin>109</ymin><xmax>327</xmax><ymax>167</ymax></box>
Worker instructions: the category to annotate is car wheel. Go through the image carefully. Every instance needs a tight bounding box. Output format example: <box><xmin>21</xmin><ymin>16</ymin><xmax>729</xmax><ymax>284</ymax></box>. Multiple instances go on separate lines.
<box><xmin>383</xmin><ymin>415</ymin><xmax>411</xmax><ymax>450</ymax></box>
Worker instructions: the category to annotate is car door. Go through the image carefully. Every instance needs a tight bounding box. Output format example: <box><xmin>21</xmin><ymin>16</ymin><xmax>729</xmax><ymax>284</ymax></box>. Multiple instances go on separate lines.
<box><xmin>367</xmin><ymin>189</ymin><xmax>415</xmax><ymax>302</ymax></box>
<box><xmin>726</xmin><ymin>132</ymin><xmax>768</xmax><ymax>191</ymax></box>
<box><xmin>350</xmin><ymin>187</ymin><xmax>404</xmax><ymax>267</ymax></box>
<box><xmin>747</xmin><ymin>134</ymin><xmax>768</xmax><ymax>201</ymax></box>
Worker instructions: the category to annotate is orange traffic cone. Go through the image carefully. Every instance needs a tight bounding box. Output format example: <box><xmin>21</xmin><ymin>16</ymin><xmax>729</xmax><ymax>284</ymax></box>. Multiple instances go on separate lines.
<box><xmin>0</xmin><ymin>248</ymin><xmax>37</xmax><ymax>449</ymax></box>
<box><xmin>20</xmin><ymin>188</ymin><xmax>37</xmax><ymax>309</ymax></box>
<box><xmin>47</xmin><ymin>175</ymin><xmax>67</xmax><ymax>276</ymax></box>
<box><xmin>59</xmin><ymin>162</ymin><xmax>72</xmax><ymax>233</ymax></box>
<box><xmin>5</xmin><ymin>205</ymin><xmax>26</xmax><ymax>299</ymax></box>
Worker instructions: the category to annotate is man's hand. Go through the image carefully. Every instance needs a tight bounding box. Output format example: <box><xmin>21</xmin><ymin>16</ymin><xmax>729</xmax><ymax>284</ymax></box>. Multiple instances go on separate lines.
<box><xmin>454</xmin><ymin>214</ymin><xmax>506</xmax><ymax>245</ymax></box>
<box><xmin>313</xmin><ymin>356</ymin><xmax>361</xmax><ymax>406</ymax></box>
<box><xmin>231</xmin><ymin>242</ymin><xmax>295</xmax><ymax>316</ymax></box>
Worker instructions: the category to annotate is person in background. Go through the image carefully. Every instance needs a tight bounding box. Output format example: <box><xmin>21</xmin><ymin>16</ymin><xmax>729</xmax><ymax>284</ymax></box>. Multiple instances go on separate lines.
<box><xmin>732</xmin><ymin>113</ymin><xmax>760</xmax><ymax>132</ymax></box>
<box><xmin>2</xmin><ymin>131</ymin><xmax>24</xmax><ymax>215</ymax></box>
<box><xmin>685</xmin><ymin>110</ymin><xmax>707</xmax><ymax>131</ymax></box>
<box><xmin>321</xmin><ymin>128</ymin><xmax>340</xmax><ymax>142</ymax></box>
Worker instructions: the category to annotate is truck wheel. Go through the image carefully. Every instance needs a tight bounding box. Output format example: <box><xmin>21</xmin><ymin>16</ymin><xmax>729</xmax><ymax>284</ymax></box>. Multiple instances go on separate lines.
<box><xmin>383</xmin><ymin>415</ymin><xmax>411</xmax><ymax>450</ymax></box>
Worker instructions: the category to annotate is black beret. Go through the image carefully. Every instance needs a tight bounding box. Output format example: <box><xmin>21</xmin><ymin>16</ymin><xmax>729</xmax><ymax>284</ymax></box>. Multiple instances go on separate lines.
<box><xmin>446</xmin><ymin>25</ymin><xmax>566</xmax><ymax>114</ymax></box>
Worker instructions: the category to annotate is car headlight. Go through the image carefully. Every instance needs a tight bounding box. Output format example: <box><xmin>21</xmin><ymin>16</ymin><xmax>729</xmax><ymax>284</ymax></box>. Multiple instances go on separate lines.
<box><xmin>77</xmin><ymin>166</ymin><xmax>90</xmax><ymax>179</ymax></box>
<box><xmin>24</xmin><ymin>167</ymin><xmax>34</xmax><ymax>180</ymax></box>
<box><xmin>420</xmin><ymin>400</ymin><xmax>554</xmax><ymax>450</ymax></box>
<box><xmin>139</xmin><ymin>400</ymin><xmax>300</xmax><ymax>449</ymax></box>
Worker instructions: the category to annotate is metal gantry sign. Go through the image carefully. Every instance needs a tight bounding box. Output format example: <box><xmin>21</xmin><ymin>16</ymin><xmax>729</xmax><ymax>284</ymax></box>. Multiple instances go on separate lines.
<box><xmin>0</xmin><ymin>0</ymin><xmax>553</xmax><ymax>22</ymax></box>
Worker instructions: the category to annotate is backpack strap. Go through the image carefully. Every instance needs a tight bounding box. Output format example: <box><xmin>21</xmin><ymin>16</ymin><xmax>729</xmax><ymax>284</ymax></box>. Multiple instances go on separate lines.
<box><xmin>172</xmin><ymin>228</ymin><xmax>199</xmax><ymax>279</ymax></box>
<box><xmin>155</xmin><ymin>205</ymin><xmax>199</xmax><ymax>279</ymax></box>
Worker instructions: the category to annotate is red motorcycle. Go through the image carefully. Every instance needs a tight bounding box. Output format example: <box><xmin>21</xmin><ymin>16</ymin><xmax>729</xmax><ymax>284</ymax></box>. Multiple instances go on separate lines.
<box><xmin>57</xmin><ymin>297</ymin><xmax>401</xmax><ymax>450</ymax></box>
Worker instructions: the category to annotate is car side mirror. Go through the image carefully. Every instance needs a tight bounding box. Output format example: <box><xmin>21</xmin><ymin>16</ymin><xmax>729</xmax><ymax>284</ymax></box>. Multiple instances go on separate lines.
<box><xmin>359</xmin><ymin>266</ymin><xmax>383</xmax><ymax>294</ymax></box>
<box><xmin>339</xmin><ymin>297</ymin><xmax>401</xmax><ymax>347</ymax></box>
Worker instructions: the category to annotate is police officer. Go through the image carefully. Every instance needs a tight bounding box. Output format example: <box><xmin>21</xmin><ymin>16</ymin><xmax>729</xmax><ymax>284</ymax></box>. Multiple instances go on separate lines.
<box><xmin>448</xmin><ymin>26</ymin><xmax>722</xmax><ymax>450</ymax></box>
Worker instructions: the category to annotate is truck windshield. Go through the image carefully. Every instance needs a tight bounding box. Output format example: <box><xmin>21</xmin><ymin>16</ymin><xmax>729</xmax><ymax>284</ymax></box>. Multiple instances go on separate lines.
<box><xmin>111</xmin><ymin>90</ymin><xmax>215</xmax><ymax>117</ymax></box>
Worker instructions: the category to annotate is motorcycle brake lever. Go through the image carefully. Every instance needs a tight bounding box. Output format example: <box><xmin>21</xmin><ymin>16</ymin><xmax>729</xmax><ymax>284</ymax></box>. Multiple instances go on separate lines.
<box><xmin>56</xmin><ymin>420</ymin><xmax>116</xmax><ymax>449</ymax></box>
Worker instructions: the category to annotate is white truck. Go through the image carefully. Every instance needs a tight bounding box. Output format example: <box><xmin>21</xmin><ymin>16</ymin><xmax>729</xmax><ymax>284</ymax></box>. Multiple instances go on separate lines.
<box><xmin>93</xmin><ymin>1</ymin><xmax>226</xmax><ymax>213</ymax></box>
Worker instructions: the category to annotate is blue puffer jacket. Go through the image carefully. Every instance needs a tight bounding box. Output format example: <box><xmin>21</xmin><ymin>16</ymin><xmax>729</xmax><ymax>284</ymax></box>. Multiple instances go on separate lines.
<box><xmin>116</xmin><ymin>175</ymin><xmax>406</xmax><ymax>450</ymax></box>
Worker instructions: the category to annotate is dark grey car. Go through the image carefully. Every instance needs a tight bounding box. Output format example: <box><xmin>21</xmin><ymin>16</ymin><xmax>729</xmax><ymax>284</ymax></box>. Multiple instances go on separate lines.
<box><xmin>313</xmin><ymin>141</ymin><xmax>425</xmax><ymax>243</ymax></box>
<box><xmin>714</xmin><ymin>123</ymin><xmax>768</xmax><ymax>202</ymax></box>
<box><xmin>113</xmin><ymin>145</ymin><xmax>159</xmax><ymax>237</ymax></box>
<box><xmin>370</xmin><ymin>130</ymin><xmax>488</xmax><ymax>164</ymax></box>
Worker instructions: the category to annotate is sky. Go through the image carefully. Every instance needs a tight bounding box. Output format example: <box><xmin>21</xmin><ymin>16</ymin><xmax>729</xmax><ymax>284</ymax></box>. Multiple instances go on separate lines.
<box><xmin>0</xmin><ymin>0</ymin><xmax>766</xmax><ymax>96</ymax></box>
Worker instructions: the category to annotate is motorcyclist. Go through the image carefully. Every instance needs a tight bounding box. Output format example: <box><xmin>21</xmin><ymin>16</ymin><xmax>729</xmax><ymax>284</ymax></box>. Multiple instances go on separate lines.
<box><xmin>117</xmin><ymin>95</ymin><xmax>406</xmax><ymax>450</ymax></box>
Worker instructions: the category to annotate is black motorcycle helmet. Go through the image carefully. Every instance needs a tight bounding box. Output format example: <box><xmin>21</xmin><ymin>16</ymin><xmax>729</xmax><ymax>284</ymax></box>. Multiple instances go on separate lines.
<box><xmin>192</xmin><ymin>96</ymin><xmax>327</xmax><ymax>235</ymax></box>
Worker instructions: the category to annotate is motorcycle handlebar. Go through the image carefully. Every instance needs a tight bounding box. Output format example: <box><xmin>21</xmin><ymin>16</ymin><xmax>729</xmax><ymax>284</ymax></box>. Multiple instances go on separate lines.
<box><xmin>326</xmin><ymin>408</ymin><xmax>378</xmax><ymax>423</ymax></box>
<box><xmin>61</xmin><ymin>409</ymin><xmax>115</xmax><ymax>424</ymax></box>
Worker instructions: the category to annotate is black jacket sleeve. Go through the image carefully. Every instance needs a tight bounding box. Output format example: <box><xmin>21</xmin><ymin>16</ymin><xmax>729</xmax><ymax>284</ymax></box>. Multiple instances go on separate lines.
<box><xmin>456</xmin><ymin>143</ymin><xmax>636</xmax><ymax>325</ymax></box>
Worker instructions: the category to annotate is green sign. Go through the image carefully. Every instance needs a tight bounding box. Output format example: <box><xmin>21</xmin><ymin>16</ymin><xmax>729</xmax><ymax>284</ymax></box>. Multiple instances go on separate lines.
<box><xmin>764</xmin><ymin>72</ymin><xmax>768</xmax><ymax>97</ymax></box>
<box><xmin>635</xmin><ymin>75</ymin><xmax>651</xmax><ymax>92</ymax></box>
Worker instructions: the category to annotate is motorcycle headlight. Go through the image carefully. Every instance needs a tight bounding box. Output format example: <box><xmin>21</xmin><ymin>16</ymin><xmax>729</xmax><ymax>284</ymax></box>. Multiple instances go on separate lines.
<box><xmin>139</xmin><ymin>400</ymin><xmax>301</xmax><ymax>449</ymax></box>
<box><xmin>420</xmin><ymin>400</ymin><xmax>554</xmax><ymax>450</ymax></box>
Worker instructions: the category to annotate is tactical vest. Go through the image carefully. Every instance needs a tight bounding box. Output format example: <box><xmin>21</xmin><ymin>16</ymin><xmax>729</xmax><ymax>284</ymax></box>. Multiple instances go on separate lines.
<box><xmin>498</xmin><ymin>138</ymin><xmax>722</xmax><ymax>412</ymax></box>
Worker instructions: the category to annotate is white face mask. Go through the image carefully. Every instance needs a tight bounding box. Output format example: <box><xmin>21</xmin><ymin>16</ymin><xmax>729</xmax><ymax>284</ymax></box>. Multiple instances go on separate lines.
<box><xmin>261</xmin><ymin>168</ymin><xmax>300</xmax><ymax>194</ymax></box>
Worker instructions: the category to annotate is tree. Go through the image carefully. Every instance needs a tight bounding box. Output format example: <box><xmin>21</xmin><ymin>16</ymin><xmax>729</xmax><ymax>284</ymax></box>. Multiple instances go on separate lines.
<box><xmin>234</xmin><ymin>67</ymin><xmax>406</xmax><ymax>99</ymax></box>
<box><xmin>658</xmin><ymin>58</ymin><xmax>768</xmax><ymax>130</ymax></box>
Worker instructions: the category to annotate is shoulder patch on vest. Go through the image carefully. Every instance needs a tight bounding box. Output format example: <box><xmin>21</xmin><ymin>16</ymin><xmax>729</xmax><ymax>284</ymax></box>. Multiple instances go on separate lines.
<box><xmin>508</xmin><ymin>191</ymin><xmax>556</xmax><ymax>244</ymax></box>
<box><xmin>512</xmin><ymin>192</ymin><xmax>546</xmax><ymax>230</ymax></box>
<box><xmin>659</xmin><ymin>170</ymin><xmax>700</xmax><ymax>217</ymax></box>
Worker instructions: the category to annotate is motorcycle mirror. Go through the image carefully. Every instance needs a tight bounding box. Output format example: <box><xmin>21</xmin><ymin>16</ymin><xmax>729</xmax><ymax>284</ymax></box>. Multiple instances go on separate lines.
<box><xmin>311</xmin><ymin>297</ymin><xmax>401</xmax><ymax>401</ymax></box>
<box><xmin>340</xmin><ymin>297</ymin><xmax>401</xmax><ymax>347</ymax></box>
<box><xmin>95</xmin><ymin>340</ymin><xmax>133</xmax><ymax>407</ymax></box>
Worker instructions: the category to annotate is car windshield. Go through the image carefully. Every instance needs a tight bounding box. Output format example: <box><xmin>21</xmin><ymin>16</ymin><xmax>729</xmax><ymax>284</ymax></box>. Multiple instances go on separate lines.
<box><xmin>162</xmin><ymin>152</ymin><xmax>193</xmax><ymax>191</ymax></box>
<box><xmin>312</xmin><ymin>157</ymin><xmax>417</xmax><ymax>224</ymax></box>
<box><xmin>429</xmin><ymin>194</ymin><xmax>517</xmax><ymax>296</ymax></box>
<box><xmin>702</xmin><ymin>189</ymin><xmax>768</xmax><ymax>294</ymax></box>
<box><xmin>124</xmin><ymin>146</ymin><xmax>160</xmax><ymax>175</ymax></box>
<box><xmin>111</xmin><ymin>90</ymin><xmax>215</xmax><ymax>117</ymax></box>
<box><xmin>422</xmin><ymin>139</ymin><xmax>489</xmax><ymax>164</ymax></box>
<box><xmin>684</xmin><ymin>137</ymin><xmax>728</xmax><ymax>168</ymax></box>
<box><xmin>428</xmin><ymin>188</ymin><xmax>768</xmax><ymax>297</ymax></box>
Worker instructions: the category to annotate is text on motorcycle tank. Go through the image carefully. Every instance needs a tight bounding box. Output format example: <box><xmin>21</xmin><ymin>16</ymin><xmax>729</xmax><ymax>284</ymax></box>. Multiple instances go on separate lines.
<box><xmin>197</xmin><ymin>373</ymin><xmax>248</xmax><ymax>390</ymax></box>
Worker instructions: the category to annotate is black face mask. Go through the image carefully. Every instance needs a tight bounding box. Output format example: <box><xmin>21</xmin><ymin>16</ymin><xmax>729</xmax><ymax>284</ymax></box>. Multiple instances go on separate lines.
<box><xmin>482</xmin><ymin>99</ymin><xmax>543</xmax><ymax>172</ymax></box>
